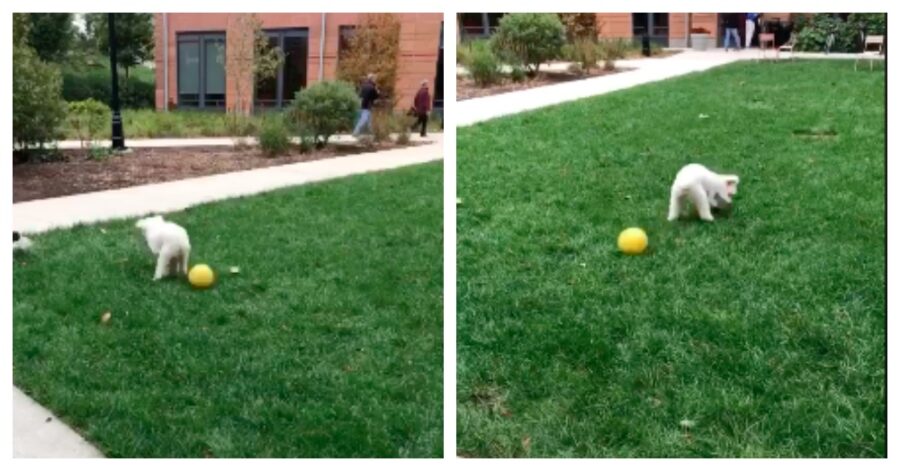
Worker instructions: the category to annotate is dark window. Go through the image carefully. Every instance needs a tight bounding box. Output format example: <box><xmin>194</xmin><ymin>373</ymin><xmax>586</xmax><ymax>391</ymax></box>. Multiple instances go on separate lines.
<box><xmin>460</xmin><ymin>13</ymin><xmax>505</xmax><ymax>40</ymax></box>
<box><xmin>433</xmin><ymin>22</ymin><xmax>443</xmax><ymax>109</ymax></box>
<box><xmin>632</xmin><ymin>13</ymin><xmax>669</xmax><ymax>47</ymax></box>
<box><xmin>177</xmin><ymin>33</ymin><xmax>226</xmax><ymax>108</ymax></box>
<box><xmin>255</xmin><ymin>28</ymin><xmax>309</xmax><ymax>109</ymax></box>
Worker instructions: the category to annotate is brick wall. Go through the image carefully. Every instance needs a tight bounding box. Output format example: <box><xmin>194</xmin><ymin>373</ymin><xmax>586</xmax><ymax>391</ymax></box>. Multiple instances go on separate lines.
<box><xmin>154</xmin><ymin>13</ymin><xmax>442</xmax><ymax>112</ymax></box>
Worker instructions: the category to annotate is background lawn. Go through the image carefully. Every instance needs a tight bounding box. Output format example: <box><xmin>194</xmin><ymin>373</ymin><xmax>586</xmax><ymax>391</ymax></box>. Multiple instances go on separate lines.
<box><xmin>457</xmin><ymin>60</ymin><xmax>885</xmax><ymax>457</ymax></box>
<box><xmin>14</xmin><ymin>163</ymin><xmax>442</xmax><ymax>457</ymax></box>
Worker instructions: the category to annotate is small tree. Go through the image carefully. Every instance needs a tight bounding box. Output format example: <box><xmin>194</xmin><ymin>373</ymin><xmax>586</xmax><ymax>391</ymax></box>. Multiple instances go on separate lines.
<box><xmin>337</xmin><ymin>13</ymin><xmax>401</xmax><ymax>101</ymax></box>
<box><xmin>226</xmin><ymin>14</ymin><xmax>283</xmax><ymax>117</ymax></box>
<box><xmin>13</xmin><ymin>45</ymin><xmax>66</xmax><ymax>151</ymax></box>
<box><xmin>288</xmin><ymin>81</ymin><xmax>359</xmax><ymax>148</ymax></box>
<box><xmin>25</xmin><ymin>13</ymin><xmax>74</xmax><ymax>62</ymax></box>
<box><xmin>559</xmin><ymin>13</ymin><xmax>598</xmax><ymax>42</ymax></box>
<box><xmin>67</xmin><ymin>99</ymin><xmax>110</xmax><ymax>149</ymax></box>
<box><xmin>13</xmin><ymin>13</ymin><xmax>30</xmax><ymax>47</ymax></box>
<box><xmin>84</xmin><ymin>13</ymin><xmax>154</xmax><ymax>79</ymax></box>
<box><xmin>490</xmin><ymin>13</ymin><xmax>566</xmax><ymax>76</ymax></box>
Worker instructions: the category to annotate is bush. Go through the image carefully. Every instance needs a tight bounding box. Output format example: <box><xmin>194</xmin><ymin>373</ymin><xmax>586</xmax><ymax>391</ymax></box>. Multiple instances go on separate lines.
<box><xmin>13</xmin><ymin>45</ymin><xmax>66</xmax><ymax>150</ymax></box>
<box><xmin>509</xmin><ymin>64</ymin><xmax>527</xmax><ymax>83</ymax></box>
<box><xmin>257</xmin><ymin>115</ymin><xmax>292</xmax><ymax>157</ymax></box>
<box><xmin>464</xmin><ymin>40</ymin><xmax>502</xmax><ymax>87</ymax></box>
<box><xmin>562</xmin><ymin>39</ymin><xmax>601</xmax><ymax>75</ymax></box>
<box><xmin>794</xmin><ymin>14</ymin><xmax>863</xmax><ymax>53</ymax></box>
<box><xmin>598</xmin><ymin>38</ymin><xmax>628</xmax><ymax>71</ymax></box>
<box><xmin>490</xmin><ymin>13</ymin><xmax>566</xmax><ymax>75</ymax></box>
<box><xmin>849</xmin><ymin>13</ymin><xmax>886</xmax><ymax>36</ymax></box>
<box><xmin>67</xmin><ymin>99</ymin><xmax>110</xmax><ymax>148</ymax></box>
<box><xmin>370</xmin><ymin>105</ymin><xmax>394</xmax><ymax>144</ymax></box>
<box><xmin>289</xmin><ymin>80</ymin><xmax>359</xmax><ymax>148</ymax></box>
<box><xmin>393</xmin><ymin>113</ymin><xmax>415</xmax><ymax>144</ymax></box>
<box><xmin>62</xmin><ymin>67</ymin><xmax>155</xmax><ymax>109</ymax></box>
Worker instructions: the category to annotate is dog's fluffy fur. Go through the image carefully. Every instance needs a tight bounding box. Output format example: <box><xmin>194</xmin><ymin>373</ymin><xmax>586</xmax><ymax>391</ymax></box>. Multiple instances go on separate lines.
<box><xmin>667</xmin><ymin>164</ymin><xmax>740</xmax><ymax>222</ymax></box>
<box><xmin>13</xmin><ymin>231</ymin><xmax>33</xmax><ymax>251</ymax></box>
<box><xmin>135</xmin><ymin>215</ymin><xmax>191</xmax><ymax>280</ymax></box>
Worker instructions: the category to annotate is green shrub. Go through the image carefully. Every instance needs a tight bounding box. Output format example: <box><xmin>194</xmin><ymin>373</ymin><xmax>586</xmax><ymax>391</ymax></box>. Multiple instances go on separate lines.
<box><xmin>598</xmin><ymin>38</ymin><xmax>628</xmax><ymax>71</ymax></box>
<box><xmin>465</xmin><ymin>40</ymin><xmax>502</xmax><ymax>87</ymax></box>
<box><xmin>289</xmin><ymin>80</ymin><xmax>359</xmax><ymax>148</ymax></box>
<box><xmin>490</xmin><ymin>13</ymin><xmax>565</xmax><ymax>75</ymax></box>
<box><xmin>562</xmin><ymin>38</ymin><xmax>600</xmax><ymax>75</ymax></box>
<box><xmin>67</xmin><ymin>99</ymin><xmax>110</xmax><ymax>148</ymax></box>
<box><xmin>393</xmin><ymin>113</ymin><xmax>415</xmax><ymax>145</ymax></box>
<box><xmin>794</xmin><ymin>14</ymin><xmax>861</xmax><ymax>53</ymax></box>
<box><xmin>849</xmin><ymin>13</ymin><xmax>886</xmax><ymax>36</ymax></box>
<box><xmin>13</xmin><ymin>45</ymin><xmax>66</xmax><ymax>150</ymax></box>
<box><xmin>61</xmin><ymin>67</ymin><xmax>154</xmax><ymax>109</ymax></box>
<box><xmin>370</xmin><ymin>106</ymin><xmax>394</xmax><ymax>144</ymax></box>
<box><xmin>257</xmin><ymin>115</ymin><xmax>292</xmax><ymax>157</ymax></box>
<box><xmin>509</xmin><ymin>64</ymin><xmax>527</xmax><ymax>83</ymax></box>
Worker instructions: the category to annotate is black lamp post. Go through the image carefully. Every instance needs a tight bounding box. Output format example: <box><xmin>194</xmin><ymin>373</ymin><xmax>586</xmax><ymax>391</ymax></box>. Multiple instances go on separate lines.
<box><xmin>108</xmin><ymin>13</ymin><xmax>126</xmax><ymax>150</ymax></box>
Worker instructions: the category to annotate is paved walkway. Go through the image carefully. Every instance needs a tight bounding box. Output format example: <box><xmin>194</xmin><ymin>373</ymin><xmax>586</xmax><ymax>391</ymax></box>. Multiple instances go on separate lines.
<box><xmin>13</xmin><ymin>389</ymin><xmax>103</xmax><ymax>458</ymax></box>
<box><xmin>15</xmin><ymin>135</ymin><xmax>443</xmax><ymax>234</ymax></box>
<box><xmin>457</xmin><ymin>48</ymin><xmax>883</xmax><ymax>126</ymax></box>
<box><xmin>56</xmin><ymin>132</ymin><xmax>436</xmax><ymax>150</ymax></box>
<box><xmin>13</xmin><ymin>135</ymin><xmax>443</xmax><ymax>457</ymax></box>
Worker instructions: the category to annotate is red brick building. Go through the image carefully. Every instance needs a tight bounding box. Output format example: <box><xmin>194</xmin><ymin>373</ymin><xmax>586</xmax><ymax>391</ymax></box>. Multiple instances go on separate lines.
<box><xmin>459</xmin><ymin>13</ymin><xmax>796</xmax><ymax>47</ymax></box>
<box><xmin>154</xmin><ymin>13</ymin><xmax>444</xmax><ymax>112</ymax></box>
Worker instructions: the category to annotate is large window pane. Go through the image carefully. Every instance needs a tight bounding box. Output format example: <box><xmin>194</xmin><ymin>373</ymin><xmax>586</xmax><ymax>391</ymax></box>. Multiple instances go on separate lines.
<box><xmin>178</xmin><ymin>39</ymin><xmax>200</xmax><ymax>106</ymax></box>
<box><xmin>204</xmin><ymin>39</ymin><xmax>225</xmax><ymax>95</ymax></box>
<box><xmin>282</xmin><ymin>35</ymin><xmax>307</xmax><ymax>104</ymax></box>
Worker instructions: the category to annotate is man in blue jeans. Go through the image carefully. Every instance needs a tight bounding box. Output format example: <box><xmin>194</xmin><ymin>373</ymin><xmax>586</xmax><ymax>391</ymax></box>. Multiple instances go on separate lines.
<box><xmin>745</xmin><ymin>13</ymin><xmax>760</xmax><ymax>48</ymax></box>
<box><xmin>353</xmin><ymin>73</ymin><xmax>379</xmax><ymax>137</ymax></box>
<box><xmin>723</xmin><ymin>13</ymin><xmax>742</xmax><ymax>51</ymax></box>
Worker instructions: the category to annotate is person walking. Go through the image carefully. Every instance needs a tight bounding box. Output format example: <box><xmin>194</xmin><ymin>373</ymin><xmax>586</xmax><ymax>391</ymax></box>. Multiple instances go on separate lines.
<box><xmin>353</xmin><ymin>73</ymin><xmax>379</xmax><ymax>137</ymax></box>
<box><xmin>412</xmin><ymin>80</ymin><xmax>431</xmax><ymax>138</ymax></box>
<box><xmin>745</xmin><ymin>13</ymin><xmax>760</xmax><ymax>48</ymax></box>
<box><xmin>723</xmin><ymin>13</ymin><xmax>742</xmax><ymax>51</ymax></box>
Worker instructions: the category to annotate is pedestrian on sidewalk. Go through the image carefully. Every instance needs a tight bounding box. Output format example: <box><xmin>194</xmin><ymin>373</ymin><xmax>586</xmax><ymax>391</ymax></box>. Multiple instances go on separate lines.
<box><xmin>723</xmin><ymin>13</ymin><xmax>742</xmax><ymax>51</ymax></box>
<box><xmin>412</xmin><ymin>80</ymin><xmax>431</xmax><ymax>138</ymax></box>
<box><xmin>353</xmin><ymin>73</ymin><xmax>380</xmax><ymax>137</ymax></box>
<box><xmin>745</xmin><ymin>13</ymin><xmax>760</xmax><ymax>48</ymax></box>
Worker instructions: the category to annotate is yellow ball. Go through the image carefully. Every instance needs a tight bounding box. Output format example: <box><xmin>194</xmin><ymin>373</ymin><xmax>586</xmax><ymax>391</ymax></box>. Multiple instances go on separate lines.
<box><xmin>188</xmin><ymin>264</ymin><xmax>215</xmax><ymax>289</ymax></box>
<box><xmin>618</xmin><ymin>227</ymin><xmax>648</xmax><ymax>255</ymax></box>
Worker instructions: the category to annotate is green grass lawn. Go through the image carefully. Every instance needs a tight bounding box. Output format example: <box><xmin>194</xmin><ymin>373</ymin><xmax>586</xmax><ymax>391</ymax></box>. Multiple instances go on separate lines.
<box><xmin>457</xmin><ymin>60</ymin><xmax>885</xmax><ymax>457</ymax></box>
<box><xmin>14</xmin><ymin>163</ymin><xmax>442</xmax><ymax>457</ymax></box>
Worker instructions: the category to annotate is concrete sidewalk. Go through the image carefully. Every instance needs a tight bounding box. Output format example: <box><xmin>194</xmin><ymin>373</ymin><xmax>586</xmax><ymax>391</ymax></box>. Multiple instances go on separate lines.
<box><xmin>15</xmin><ymin>135</ymin><xmax>443</xmax><ymax>234</ymax></box>
<box><xmin>55</xmin><ymin>132</ymin><xmax>440</xmax><ymax>150</ymax></box>
<box><xmin>13</xmin><ymin>135</ymin><xmax>443</xmax><ymax>458</ymax></box>
<box><xmin>456</xmin><ymin>48</ymin><xmax>883</xmax><ymax>127</ymax></box>
<box><xmin>14</xmin><ymin>388</ymin><xmax>104</xmax><ymax>458</ymax></box>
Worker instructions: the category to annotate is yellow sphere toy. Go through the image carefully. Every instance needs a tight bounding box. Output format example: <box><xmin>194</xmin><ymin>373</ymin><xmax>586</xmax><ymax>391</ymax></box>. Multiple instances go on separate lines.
<box><xmin>188</xmin><ymin>264</ymin><xmax>215</xmax><ymax>289</ymax></box>
<box><xmin>617</xmin><ymin>227</ymin><xmax>648</xmax><ymax>255</ymax></box>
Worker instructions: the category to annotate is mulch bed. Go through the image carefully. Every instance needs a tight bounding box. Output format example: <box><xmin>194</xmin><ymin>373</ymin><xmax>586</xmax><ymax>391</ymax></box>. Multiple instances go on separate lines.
<box><xmin>13</xmin><ymin>141</ymin><xmax>421</xmax><ymax>203</ymax></box>
<box><xmin>457</xmin><ymin>67</ymin><xmax>626</xmax><ymax>101</ymax></box>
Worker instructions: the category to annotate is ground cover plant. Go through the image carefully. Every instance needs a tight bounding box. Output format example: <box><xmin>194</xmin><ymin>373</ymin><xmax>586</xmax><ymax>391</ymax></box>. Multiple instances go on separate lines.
<box><xmin>457</xmin><ymin>60</ymin><xmax>885</xmax><ymax>457</ymax></box>
<box><xmin>14</xmin><ymin>163</ymin><xmax>443</xmax><ymax>457</ymax></box>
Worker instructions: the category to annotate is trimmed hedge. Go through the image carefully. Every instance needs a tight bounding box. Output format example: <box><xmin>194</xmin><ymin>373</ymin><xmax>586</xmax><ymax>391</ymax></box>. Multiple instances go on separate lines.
<box><xmin>62</xmin><ymin>67</ymin><xmax>154</xmax><ymax>109</ymax></box>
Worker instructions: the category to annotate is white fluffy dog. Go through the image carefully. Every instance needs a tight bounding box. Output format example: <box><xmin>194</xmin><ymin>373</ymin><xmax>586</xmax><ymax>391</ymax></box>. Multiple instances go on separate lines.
<box><xmin>667</xmin><ymin>163</ymin><xmax>740</xmax><ymax>222</ymax></box>
<box><xmin>135</xmin><ymin>215</ymin><xmax>191</xmax><ymax>280</ymax></box>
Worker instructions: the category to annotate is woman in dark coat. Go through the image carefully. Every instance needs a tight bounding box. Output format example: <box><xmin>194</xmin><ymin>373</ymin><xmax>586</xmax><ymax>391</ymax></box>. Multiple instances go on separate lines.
<box><xmin>413</xmin><ymin>80</ymin><xmax>431</xmax><ymax>137</ymax></box>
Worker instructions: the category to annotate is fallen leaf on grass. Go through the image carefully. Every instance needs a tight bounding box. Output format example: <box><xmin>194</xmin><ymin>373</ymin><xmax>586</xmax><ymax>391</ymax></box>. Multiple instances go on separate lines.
<box><xmin>100</xmin><ymin>311</ymin><xmax>111</xmax><ymax>324</ymax></box>
<box><xmin>229</xmin><ymin>266</ymin><xmax>240</xmax><ymax>274</ymax></box>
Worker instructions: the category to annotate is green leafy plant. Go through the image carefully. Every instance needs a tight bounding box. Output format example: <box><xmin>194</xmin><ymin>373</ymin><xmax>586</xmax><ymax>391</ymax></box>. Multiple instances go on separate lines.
<box><xmin>13</xmin><ymin>45</ymin><xmax>66</xmax><ymax>152</ymax></box>
<box><xmin>509</xmin><ymin>64</ymin><xmax>527</xmax><ymax>83</ymax></box>
<box><xmin>88</xmin><ymin>145</ymin><xmax>112</xmax><ymax>161</ymax></box>
<box><xmin>562</xmin><ymin>38</ymin><xmax>601</xmax><ymax>75</ymax></box>
<box><xmin>257</xmin><ymin>115</ymin><xmax>292</xmax><ymax>157</ymax></box>
<box><xmin>465</xmin><ymin>40</ymin><xmax>502</xmax><ymax>87</ymax></box>
<box><xmin>67</xmin><ymin>98</ymin><xmax>110</xmax><ymax>148</ymax></box>
<box><xmin>598</xmin><ymin>38</ymin><xmax>628</xmax><ymax>71</ymax></box>
<box><xmin>289</xmin><ymin>80</ymin><xmax>359</xmax><ymax>148</ymax></box>
<box><xmin>490</xmin><ymin>13</ymin><xmax>566</xmax><ymax>75</ymax></box>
